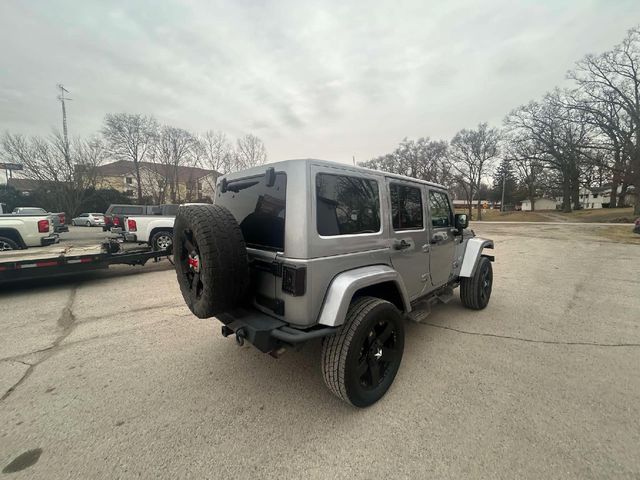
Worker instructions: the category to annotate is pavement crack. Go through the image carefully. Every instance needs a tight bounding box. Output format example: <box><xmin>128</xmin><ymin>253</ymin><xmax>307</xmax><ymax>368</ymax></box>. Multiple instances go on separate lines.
<box><xmin>1</xmin><ymin>285</ymin><xmax>79</xmax><ymax>402</ymax></box>
<box><xmin>424</xmin><ymin>323</ymin><xmax>640</xmax><ymax>348</ymax></box>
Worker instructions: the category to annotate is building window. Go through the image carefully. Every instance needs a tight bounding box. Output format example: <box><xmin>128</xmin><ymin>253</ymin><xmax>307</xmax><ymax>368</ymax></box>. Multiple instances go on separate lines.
<box><xmin>126</xmin><ymin>177</ymin><xmax>133</xmax><ymax>185</ymax></box>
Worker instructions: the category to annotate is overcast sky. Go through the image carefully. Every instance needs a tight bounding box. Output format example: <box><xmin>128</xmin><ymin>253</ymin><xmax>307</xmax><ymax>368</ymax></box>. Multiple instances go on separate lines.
<box><xmin>0</xmin><ymin>0</ymin><xmax>638</xmax><ymax>165</ymax></box>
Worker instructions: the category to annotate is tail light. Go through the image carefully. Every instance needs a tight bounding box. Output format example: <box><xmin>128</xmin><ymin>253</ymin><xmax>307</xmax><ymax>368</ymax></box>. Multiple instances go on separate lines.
<box><xmin>282</xmin><ymin>265</ymin><xmax>306</xmax><ymax>296</ymax></box>
<box><xmin>127</xmin><ymin>219</ymin><xmax>137</xmax><ymax>232</ymax></box>
<box><xmin>38</xmin><ymin>219</ymin><xmax>50</xmax><ymax>233</ymax></box>
<box><xmin>105</xmin><ymin>215</ymin><xmax>112</xmax><ymax>224</ymax></box>
<box><xmin>58</xmin><ymin>213</ymin><xmax>65</xmax><ymax>224</ymax></box>
<box><xmin>113</xmin><ymin>216</ymin><xmax>120</xmax><ymax>226</ymax></box>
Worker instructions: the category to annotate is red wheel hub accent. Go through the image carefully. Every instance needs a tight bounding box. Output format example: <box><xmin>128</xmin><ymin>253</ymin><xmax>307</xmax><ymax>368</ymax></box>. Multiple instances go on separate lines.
<box><xmin>188</xmin><ymin>255</ymin><xmax>200</xmax><ymax>272</ymax></box>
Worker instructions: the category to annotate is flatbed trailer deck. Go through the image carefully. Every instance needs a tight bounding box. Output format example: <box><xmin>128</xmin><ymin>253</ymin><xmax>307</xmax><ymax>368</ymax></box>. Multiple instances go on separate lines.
<box><xmin>0</xmin><ymin>240</ymin><xmax>170</xmax><ymax>283</ymax></box>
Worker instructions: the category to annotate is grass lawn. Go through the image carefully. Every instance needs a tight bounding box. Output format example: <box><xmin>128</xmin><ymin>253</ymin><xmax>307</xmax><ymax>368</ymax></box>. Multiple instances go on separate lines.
<box><xmin>458</xmin><ymin>207</ymin><xmax>637</xmax><ymax>223</ymax></box>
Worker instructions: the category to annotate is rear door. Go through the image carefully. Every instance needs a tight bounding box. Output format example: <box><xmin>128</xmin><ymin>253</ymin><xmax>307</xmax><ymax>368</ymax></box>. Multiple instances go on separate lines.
<box><xmin>427</xmin><ymin>189</ymin><xmax>456</xmax><ymax>287</ymax></box>
<box><xmin>386</xmin><ymin>179</ymin><xmax>429</xmax><ymax>300</ymax></box>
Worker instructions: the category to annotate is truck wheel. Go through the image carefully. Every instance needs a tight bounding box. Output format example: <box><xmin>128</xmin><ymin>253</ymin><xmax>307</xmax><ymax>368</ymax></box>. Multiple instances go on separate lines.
<box><xmin>151</xmin><ymin>230</ymin><xmax>173</xmax><ymax>253</ymax></box>
<box><xmin>460</xmin><ymin>256</ymin><xmax>493</xmax><ymax>310</ymax></box>
<box><xmin>0</xmin><ymin>236</ymin><xmax>19</xmax><ymax>251</ymax></box>
<box><xmin>321</xmin><ymin>297</ymin><xmax>405</xmax><ymax>407</ymax></box>
<box><xmin>174</xmin><ymin>204</ymin><xmax>249</xmax><ymax>319</ymax></box>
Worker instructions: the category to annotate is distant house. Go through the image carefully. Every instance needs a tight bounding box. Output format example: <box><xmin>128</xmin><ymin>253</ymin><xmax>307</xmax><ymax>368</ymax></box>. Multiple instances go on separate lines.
<box><xmin>557</xmin><ymin>185</ymin><xmax>636</xmax><ymax>210</ymax></box>
<box><xmin>521</xmin><ymin>198</ymin><xmax>557</xmax><ymax>211</ymax></box>
<box><xmin>95</xmin><ymin>160</ymin><xmax>220</xmax><ymax>203</ymax></box>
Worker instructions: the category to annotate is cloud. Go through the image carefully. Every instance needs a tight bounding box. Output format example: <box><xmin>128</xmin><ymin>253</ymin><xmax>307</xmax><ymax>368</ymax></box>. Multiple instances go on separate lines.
<box><xmin>0</xmin><ymin>0</ymin><xmax>638</xmax><ymax>162</ymax></box>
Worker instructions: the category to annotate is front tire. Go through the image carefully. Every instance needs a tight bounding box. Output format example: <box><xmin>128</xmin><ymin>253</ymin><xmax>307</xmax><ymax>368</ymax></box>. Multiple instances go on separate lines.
<box><xmin>321</xmin><ymin>297</ymin><xmax>405</xmax><ymax>407</ymax></box>
<box><xmin>460</xmin><ymin>256</ymin><xmax>493</xmax><ymax>310</ymax></box>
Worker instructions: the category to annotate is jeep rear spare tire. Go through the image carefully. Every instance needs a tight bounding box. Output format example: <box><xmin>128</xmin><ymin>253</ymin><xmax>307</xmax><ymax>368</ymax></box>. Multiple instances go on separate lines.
<box><xmin>174</xmin><ymin>204</ymin><xmax>249</xmax><ymax>318</ymax></box>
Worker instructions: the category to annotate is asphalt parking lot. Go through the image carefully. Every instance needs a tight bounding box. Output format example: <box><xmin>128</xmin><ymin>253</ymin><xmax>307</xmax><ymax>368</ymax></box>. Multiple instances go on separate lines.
<box><xmin>1</xmin><ymin>223</ymin><xmax>639</xmax><ymax>479</ymax></box>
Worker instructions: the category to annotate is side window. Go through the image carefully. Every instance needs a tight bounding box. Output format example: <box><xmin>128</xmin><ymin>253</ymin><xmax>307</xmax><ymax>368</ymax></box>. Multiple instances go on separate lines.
<box><xmin>429</xmin><ymin>191</ymin><xmax>452</xmax><ymax>228</ymax></box>
<box><xmin>316</xmin><ymin>173</ymin><xmax>380</xmax><ymax>236</ymax></box>
<box><xmin>390</xmin><ymin>183</ymin><xmax>423</xmax><ymax>230</ymax></box>
<box><xmin>111</xmin><ymin>207</ymin><xmax>123</xmax><ymax>214</ymax></box>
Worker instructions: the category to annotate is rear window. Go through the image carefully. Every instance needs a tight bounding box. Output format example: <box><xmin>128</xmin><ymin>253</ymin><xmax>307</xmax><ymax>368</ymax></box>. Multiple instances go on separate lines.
<box><xmin>216</xmin><ymin>173</ymin><xmax>286</xmax><ymax>251</ymax></box>
<box><xmin>122</xmin><ymin>206</ymin><xmax>144</xmax><ymax>215</ymax></box>
<box><xmin>316</xmin><ymin>173</ymin><xmax>380</xmax><ymax>236</ymax></box>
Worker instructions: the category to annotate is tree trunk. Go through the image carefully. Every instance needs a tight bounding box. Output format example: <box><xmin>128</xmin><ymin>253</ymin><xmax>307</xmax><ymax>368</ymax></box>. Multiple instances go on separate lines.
<box><xmin>133</xmin><ymin>160</ymin><xmax>143</xmax><ymax>203</ymax></box>
<box><xmin>467</xmin><ymin>185</ymin><xmax>474</xmax><ymax>219</ymax></box>
<box><xmin>530</xmin><ymin>195</ymin><xmax>536</xmax><ymax>212</ymax></box>
<box><xmin>562</xmin><ymin>176</ymin><xmax>572</xmax><ymax>213</ymax></box>
<box><xmin>570</xmin><ymin>166</ymin><xmax>580</xmax><ymax>210</ymax></box>
<box><xmin>619</xmin><ymin>183</ymin><xmax>628</xmax><ymax>207</ymax></box>
<box><xmin>610</xmin><ymin>178</ymin><xmax>619</xmax><ymax>208</ymax></box>
<box><xmin>476</xmin><ymin>198</ymin><xmax>482</xmax><ymax>221</ymax></box>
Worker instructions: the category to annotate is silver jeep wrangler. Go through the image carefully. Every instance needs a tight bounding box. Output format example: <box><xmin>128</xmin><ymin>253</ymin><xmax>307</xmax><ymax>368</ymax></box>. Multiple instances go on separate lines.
<box><xmin>174</xmin><ymin>159</ymin><xmax>494</xmax><ymax>407</ymax></box>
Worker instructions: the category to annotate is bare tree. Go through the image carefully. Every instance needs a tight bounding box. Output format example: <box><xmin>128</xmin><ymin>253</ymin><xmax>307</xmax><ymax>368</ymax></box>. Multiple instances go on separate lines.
<box><xmin>101</xmin><ymin>113</ymin><xmax>158</xmax><ymax>203</ymax></box>
<box><xmin>449</xmin><ymin>123</ymin><xmax>500</xmax><ymax>219</ymax></box>
<box><xmin>147</xmin><ymin>126</ymin><xmax>198</xmax><ymax>203</ymax></box>
<box><xmin>234</xmin><ymin>134</ymin><xmax>267</xmax><ymax>171</ymax></box>
<box><xmin>360</xmin><ymin>137</ymin><xmax>451</xmax><ymax>185</ymax></box>
<box><xmin>0</xmin><ymin>131</ymin><xmax>106</xmax><ymax>216</ymax></box>
<box><xmin>568</xmin><ymin>26</ymin><xmax>640</xmax><ymax>213</ymax></box>
<box><xmin>504</xmin><ymin>91</ymin><xmax>593</xmax><ymax>212</ymax></box>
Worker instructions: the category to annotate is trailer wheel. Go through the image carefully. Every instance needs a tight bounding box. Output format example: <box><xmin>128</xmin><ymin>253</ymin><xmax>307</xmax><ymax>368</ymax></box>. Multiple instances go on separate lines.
<box><xmin>0</xmin><ymin>236</ymin><xmax>19</xmax><ymax>251</ymax></box>
<box><xmin>174</xmin><ymin>204</ymin><xmax>249</xmax><ymax>318</ymax></box>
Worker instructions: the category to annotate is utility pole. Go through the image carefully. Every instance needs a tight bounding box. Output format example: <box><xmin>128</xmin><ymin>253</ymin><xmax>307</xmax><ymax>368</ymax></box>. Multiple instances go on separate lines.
<box><xmin>57</xmin><ymin>84</ymin><xmax>71</xmax><ymax>163</ymax></box>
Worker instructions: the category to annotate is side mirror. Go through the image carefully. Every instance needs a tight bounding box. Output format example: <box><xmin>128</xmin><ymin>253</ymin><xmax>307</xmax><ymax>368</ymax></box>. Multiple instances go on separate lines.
<box><xmin>454</xmin><ymin>213</ymin><xmax>468</xmax><ymax>233</ymax></box>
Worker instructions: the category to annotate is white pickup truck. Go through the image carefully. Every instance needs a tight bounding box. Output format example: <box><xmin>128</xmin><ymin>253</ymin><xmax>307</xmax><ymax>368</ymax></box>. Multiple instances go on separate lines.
<box><xmin>0</xmin><ymin>202</ymin><xmax>58</xmax><ymax>250</ymax></box>
<box><xmin>123</xmin><ymin>215</ymin><xmax>175</xmax><ymax>252</ymax></box>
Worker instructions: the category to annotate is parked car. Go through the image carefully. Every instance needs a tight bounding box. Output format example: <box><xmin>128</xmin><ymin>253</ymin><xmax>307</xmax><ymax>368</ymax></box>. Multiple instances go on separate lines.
<box><xmin>103</xmin><ymin>204</ymin><xmax>178</xmax><ymax>231</ymax></box>
<box><xmin>71</xmin><ymin>213</ymin><xmax>105</xmax><ymax>227</ymax></box>
<box><xmin>1</xmin><ymin>203</ymin><xmax>58</xmax><ymax>250</ymax></box>
<box><xmin>634</xmin><ymin>217</ymin><xmax>640</xmax><ymax>234</ymax></box>
<box><xmin>12</xmin><ymin>207</ymin><xmax>69</xmax><ymax>233</ymax></box>
<box><xmin>173</xmin><ymin>159</ymin><xmax>494</xmax><ymax>407</ymax></box>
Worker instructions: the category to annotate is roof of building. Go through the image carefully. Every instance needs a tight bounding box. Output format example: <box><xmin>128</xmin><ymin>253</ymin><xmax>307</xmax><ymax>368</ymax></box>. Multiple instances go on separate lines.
<box><xmin>96</xmin><ymin>160</ymin><xmax>219</xmax><ymax>182</ymax></box>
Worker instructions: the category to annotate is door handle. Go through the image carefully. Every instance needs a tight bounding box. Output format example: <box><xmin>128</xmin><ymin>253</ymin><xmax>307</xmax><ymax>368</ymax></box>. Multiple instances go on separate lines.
<box><xmin>430</xmin><ymin>232</ymin><xmax>448</xmax><ymax>244</ymax></box>
<box><xmin>393</xmin><ymin>239</ymin><xmax>411</xmax><ymax>250</ymax></box>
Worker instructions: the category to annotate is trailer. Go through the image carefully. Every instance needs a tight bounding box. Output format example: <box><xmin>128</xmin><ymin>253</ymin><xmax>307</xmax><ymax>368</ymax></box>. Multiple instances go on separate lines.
<box><xmin>0</xmin><ymin>239</ymin><xmax>170</xmax><ymax>283</ymax></box>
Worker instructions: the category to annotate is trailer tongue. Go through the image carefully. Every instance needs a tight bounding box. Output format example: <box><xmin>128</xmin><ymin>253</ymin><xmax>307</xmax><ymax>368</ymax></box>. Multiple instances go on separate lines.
<box><xmin>0</xmin><ymin>240</ymin><xmax>170</xmax><ymax>283</ymax></box>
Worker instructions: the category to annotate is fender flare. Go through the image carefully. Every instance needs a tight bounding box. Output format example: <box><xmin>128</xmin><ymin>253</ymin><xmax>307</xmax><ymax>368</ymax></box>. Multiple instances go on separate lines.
<box><xmin>317</xmin><ymin>265</ymin><xmax>411</xmax><ymax>327</ymax></box>
<box><xmin>459</xmin><ymin>238</ymin><xmax>494</xmax><ymax>277</ymax></box>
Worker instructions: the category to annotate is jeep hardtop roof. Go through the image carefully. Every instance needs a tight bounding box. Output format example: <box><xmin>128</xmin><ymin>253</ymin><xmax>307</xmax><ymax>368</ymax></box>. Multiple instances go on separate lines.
<box><xmin>221</xmin><ymin>158</ymin><xmax>447</xmax><ymax>190</ymax></box>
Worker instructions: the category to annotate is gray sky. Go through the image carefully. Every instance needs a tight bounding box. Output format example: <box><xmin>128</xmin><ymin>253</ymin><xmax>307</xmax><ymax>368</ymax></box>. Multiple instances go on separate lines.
<box><xmin>0</xmin><ymin>0</ymin><xmax>638</xmax><ymax>165</ymax></box>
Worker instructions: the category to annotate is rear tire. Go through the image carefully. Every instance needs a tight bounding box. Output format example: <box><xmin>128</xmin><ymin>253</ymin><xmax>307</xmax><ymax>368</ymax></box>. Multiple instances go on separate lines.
<box><xmin>460</xmin><ymin>256</ymin><xmax>493</xmax><ymax>310</ymax></box>
<box><xmin>321</xmin><ymin>297</ymin><xmax>405</xmax><ymax>407</ymax></box>
<box><xmin>85</xmin><ymin>221</ymin><xmax>91</xmax><ymax>227</ymax></box>
<box><xmin>174</xmin><ymin>204</ymin><xmax>249</xmax><ymax>318</ymax></box>
<box><xmin>151</xmin><ymin>230</ymin><xmax>173</xmax><ymax>253</ymax></box>
<box><xmin>0</xmin><ymin>236</ymin><xmax>19</xmax><ymax>251</ymax></box>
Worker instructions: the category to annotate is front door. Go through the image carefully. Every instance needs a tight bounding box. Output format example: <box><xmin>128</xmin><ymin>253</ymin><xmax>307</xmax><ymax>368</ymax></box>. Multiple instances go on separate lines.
<box><xmin>427</xmin><ymin>189</ymin><xmax>456</xmax><ymax>287</ymax></box>
<box><xmin>386</xmin><ymin>180</ymin><xmax>429</xmax><ymax>300</ymax></box>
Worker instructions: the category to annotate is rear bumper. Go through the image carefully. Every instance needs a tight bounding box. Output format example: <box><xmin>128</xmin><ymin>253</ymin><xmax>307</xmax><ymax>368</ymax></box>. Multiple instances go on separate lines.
<box><xmin>55</xmin><ymin>225</ymin><xmax>69</xmax><ymax>233</ymax></box>
<box><xmin>217</xmin><ymin>309</ymin><xmax>337</xmax><ymax>353</ymax></box>
<box><xmin>41</xmin><ymin>234</ymin><xmax>59</xmax><ymax>246</ymax></box>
